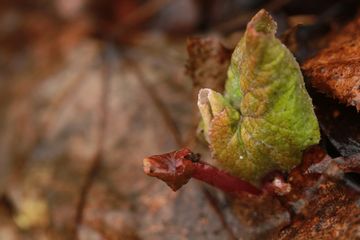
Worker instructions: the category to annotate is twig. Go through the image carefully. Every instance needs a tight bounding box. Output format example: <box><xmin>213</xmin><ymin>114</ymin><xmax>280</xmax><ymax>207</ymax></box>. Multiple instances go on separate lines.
<box><xmin>72</xmin><ymin>44</ymin><xmax>112</xmax><ymax>239</ymax></box>
<box><xmin>307</xmin><ymin>153</ymin><xmax>360</xmax><ymax>192</ymax></box>
<box><xmin>125</xmin><ymin>59</ymin><xmax>183</xmax><ymax>147</ymax></box>
<box><xmin>203</xmin><ymin>189</ymin><xmax>238</xmax><ymax>240</ymax></box>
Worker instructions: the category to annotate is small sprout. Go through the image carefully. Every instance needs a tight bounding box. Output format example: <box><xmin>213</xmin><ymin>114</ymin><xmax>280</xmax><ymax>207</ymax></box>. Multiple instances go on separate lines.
<box><xmin>198</xmin><ymin>9</ymin><xmax>320</xmax><ymax>184</ymax></box>
<box><xmin>143</xmin><ymin>9</ymin><xmax>323</xmax><ymax>196</ymax></box>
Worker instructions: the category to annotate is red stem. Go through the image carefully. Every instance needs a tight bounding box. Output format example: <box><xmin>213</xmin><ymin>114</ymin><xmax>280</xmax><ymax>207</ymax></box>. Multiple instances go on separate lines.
<box><xmin>192</xmin><ymin>161</ymin><xmax>262</xmax><ymax>195</ymax></box>
<box><xmin>143</xmin><ymin>148</ymin><xmax>262</xmax><ymax>195</ymax></box>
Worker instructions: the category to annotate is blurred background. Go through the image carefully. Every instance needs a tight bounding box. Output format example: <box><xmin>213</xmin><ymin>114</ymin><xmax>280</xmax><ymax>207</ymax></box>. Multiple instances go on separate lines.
<box><xmin>0</xmin><ymin>0</ymin><xmax>360</xmax><ymax>239</ymax></box>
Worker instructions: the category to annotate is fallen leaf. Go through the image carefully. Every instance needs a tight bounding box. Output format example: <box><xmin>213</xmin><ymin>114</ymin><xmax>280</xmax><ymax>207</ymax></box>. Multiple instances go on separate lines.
<box><xmin>303</xmin><ymin>15</ymin><xmax>360</xmax><ymax>111</ymax></box>
<box><xmin>186</xmin><ymin>36</ymin><xmax>231</xmax><ymax>92</ymax></box>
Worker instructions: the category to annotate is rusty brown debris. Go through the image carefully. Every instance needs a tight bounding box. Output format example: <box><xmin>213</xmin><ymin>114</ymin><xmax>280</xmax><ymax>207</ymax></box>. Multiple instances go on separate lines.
<box><xmin>303</xmin><ymin>15</ymin><xmax>360</xmax><ymax>111</ymax></box>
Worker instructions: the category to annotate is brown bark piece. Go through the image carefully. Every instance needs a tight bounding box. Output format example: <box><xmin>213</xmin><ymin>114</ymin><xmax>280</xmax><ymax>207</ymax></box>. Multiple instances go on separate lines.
<box><xmin>302</xmin><ymin>15</ymin><xmax>360</xmax><ymax>111</ymax></box>
<box><xmin>277</xmin><ymin>147</ymin><xmax>360</xmax><ymax>240</ymax></box>
<box><xmin>278</xmin><ymin>181</ymin><xmax>360</xmax><ymax>240</ymax></box>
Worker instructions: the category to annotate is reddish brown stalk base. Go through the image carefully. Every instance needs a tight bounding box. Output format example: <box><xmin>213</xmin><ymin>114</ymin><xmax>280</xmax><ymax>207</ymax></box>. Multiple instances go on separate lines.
<box><xmin>192</xmin><ymin>161</ymin><xmax>262</xmax><ymax>195</ymax></box>
<box><xmin>143</xmin><ymin>147</ymin><xmax>360</xmax><ymax>197</ymax></box>
<box><xmin>143</xmin><ymin>148</ymin><xmax>262</xmax><ymax>195</ymax></box>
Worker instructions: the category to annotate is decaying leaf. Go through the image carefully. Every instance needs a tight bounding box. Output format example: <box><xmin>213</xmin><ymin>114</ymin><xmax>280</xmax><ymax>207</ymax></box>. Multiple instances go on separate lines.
<box><xmin>198</xmin><ymin>10</ymin><xmax>320</xmax><ymax>184</ymax></box>
<box><xmin>303</xmin><ymin>14</ymin><xmax>360</xmax><ymax>111</ymax></box>
<box><xmin>277</xmin><ymin>148</ymin><xmax>360</xmax><ymax>240</ymax></box>
<box><xmin>186</xmin><ymin>36</ymin><xmax>231</xmax><ymax>92</ymax></box>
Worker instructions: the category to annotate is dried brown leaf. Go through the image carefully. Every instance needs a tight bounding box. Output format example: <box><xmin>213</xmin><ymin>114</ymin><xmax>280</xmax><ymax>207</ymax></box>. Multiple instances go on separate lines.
<box><xmin>186</xmin><ymin>37</ymin><xmax>231</xmax><ymax>92</ymax></box>
<box><xmin>303</xmin><ymin>15</ymin><xmax>360</xmax><ymax>111</ymax></box>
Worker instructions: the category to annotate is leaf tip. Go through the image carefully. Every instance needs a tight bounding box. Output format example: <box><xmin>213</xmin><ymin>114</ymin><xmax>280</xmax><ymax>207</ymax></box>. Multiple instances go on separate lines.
<box><xmin>247</xmin><ymin>9</ymin><xmax>277</xmax><ymax>35</ymax></box>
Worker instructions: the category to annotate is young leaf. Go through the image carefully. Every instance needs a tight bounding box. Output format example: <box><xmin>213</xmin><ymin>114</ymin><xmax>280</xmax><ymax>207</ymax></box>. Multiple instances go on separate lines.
<box><xmin>198</xmin><ymin>9</ymin><xmax>320</xmax><ymax>184</ymax></box>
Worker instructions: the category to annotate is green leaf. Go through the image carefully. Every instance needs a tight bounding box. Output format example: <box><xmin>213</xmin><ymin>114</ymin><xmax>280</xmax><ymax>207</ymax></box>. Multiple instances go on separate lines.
<box><xmin>198</xmin><ymin>9</ymin><xmax>320</xmax><ymax>184</ymax></box>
